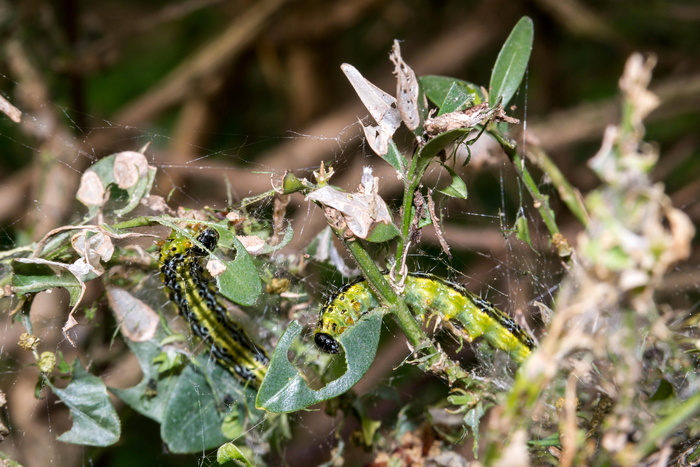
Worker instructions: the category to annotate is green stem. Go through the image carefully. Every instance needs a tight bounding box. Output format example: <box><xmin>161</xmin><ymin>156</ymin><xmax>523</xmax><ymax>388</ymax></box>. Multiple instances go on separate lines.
<box><xmin>111</xmin><ymin>216</ymin><xmax>225</xmax><ymax>232</ymax></box>
<box><xmin>491</xmin><ymin>130</ymin><xmax>571</xmax><ymax>257</ymax></box>
<box><xmin>394</xmin><ymin>161</ymin><xmax>418</xmax><ymax>268</ymax></box>
<box><xmin>394</xmin><ymin>148</ymin><xmax>433</xmax><ymax>268</ymax></box>
<box><xmin>240</xmin><ymin>189</ymin><xmax>278</xmax><ymax>208</ymax></box>
<box><xmin>345</xmin><ymin>237</ymin><xmax>431</xmax><ymax>352</ymax></box>
<box><xmin>343</xmin><ymin>237</ymin><xmax>398</xmax><ymax>305</ymax></box>
<box><xmin>110</xmin><ymin>216</ymin><xmax>156</xmax><ymax>230</ymax></box>
<box><xmin>338</xmin><ymin>229</ymin><xmax>474</xmax><ymax>385</ymax></box>
<box><xmin>525</xmin><ymin>145</ymin><xmax>589</xmax><ymax>228</ymax></box>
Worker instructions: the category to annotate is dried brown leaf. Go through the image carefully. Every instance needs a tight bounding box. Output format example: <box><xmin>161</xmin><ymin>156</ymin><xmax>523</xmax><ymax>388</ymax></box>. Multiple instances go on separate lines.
<box><xmin>107</xmin><ymin>287</ymin><xmax>159</xmax><ymax>342</ymax></box>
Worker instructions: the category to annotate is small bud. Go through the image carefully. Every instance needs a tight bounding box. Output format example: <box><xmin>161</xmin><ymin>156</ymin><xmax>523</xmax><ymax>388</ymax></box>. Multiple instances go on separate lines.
<box><xmin>18</xmin><ymin>333</ymin><xmax>40</xmax><ymax>351</ymax></box>
<box><xmin>38</xmin><ymin>351</ymin><xmax>56</xmax><ymax>374</ymax></box>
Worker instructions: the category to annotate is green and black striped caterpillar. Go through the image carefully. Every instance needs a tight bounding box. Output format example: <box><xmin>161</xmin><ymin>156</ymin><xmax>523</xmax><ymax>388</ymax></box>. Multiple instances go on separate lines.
<box><xmin>314</xmin><ymin>272</ymin><xmax>535</xmax><ymax>363</ymax></box>
<box><xmin>159</xmin><ymin>225</ymin><xmax>268</xmax><ymax>387</ymax></box>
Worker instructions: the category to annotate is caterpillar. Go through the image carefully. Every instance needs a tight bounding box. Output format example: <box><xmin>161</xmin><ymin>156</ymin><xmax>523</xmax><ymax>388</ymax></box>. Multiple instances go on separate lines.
<box><xmin>314</xmin><ymin>272</ymin><xmax>535</xmax><ymax>363</ymax></box>
<box><xmin>159</xmin><ymin>225</ymin><xmax>269</xmax><ymax>387</ymax></box>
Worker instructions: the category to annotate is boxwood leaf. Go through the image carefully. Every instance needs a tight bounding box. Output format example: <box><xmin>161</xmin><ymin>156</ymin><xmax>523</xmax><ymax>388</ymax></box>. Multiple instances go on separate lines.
<box><xmin>489</xmin><ymin>16</ymin><xmax>534</xmax><ymax>107</ymax></box>
<box><xmin>256</xmin><ymin>312</ymin><xmax>384</xmax><ymax>413</ymax></box>
<box><xmin>51</xmin><ymin>360</ymin><xmax>121</xmax><ymax>446</ymax></box>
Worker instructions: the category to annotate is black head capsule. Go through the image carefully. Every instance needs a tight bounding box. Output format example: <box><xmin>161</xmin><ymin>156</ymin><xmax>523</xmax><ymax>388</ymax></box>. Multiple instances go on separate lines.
<box><xmin>314</xmin><ymin>332</ymin><xmax>340</xmax><ymax>354</ymax></box>
<box><xmin>190</xmin><ymin>228</ymin><xmax>220</xmax><ymax>256</ymax></box>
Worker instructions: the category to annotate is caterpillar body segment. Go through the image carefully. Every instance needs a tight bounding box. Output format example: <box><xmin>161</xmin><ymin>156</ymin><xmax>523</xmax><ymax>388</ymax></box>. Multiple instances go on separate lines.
<box><xmin>159</xmin><ymin>226</ymin><xmax>269</xmax><ymax>387</ymax></box>
<box><xmin>314</xmin><ymin>272</ymin><xmax>535</xmax><ymax>363</ymax></box>
<box><xmin>313</xmin><ymin>275</ymin><xmax>381</xmax><ymax>354</ymax></box>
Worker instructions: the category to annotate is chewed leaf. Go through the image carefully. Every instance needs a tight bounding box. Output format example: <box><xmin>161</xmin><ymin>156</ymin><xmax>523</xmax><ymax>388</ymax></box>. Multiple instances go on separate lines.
<box><xmin>70</xmin><ymin>230</ymin><xmax>114</xmax><ymax>280</ymax></box>
<box><xmin>51</xmin><ymin>360</ymin><xmax>121</xmax><ymax>446</ymax></box>
<box><xmin>11</xmin><ymin>257</ymin><xmax>86</xmax><ymax>343</ymax></box>
<box><xmin>438</xmin><ymin>164</ymin><xmax>468</xmax><ymax>199</ymax></box>
<box><xmin>390</xmin><ymin>40</ymin><xmax>422</xmax><ymax>132</ymax></box>
<box><xmin>215</xmin><ymin>231</ymin><xmax>262</xmax><ymax>306</ymax></box>
<box><xmin>342</xmin><ymin>63</ymin><xmax>400</xmax><ymax>156</ymax></box>
<box><xmin>11</xmin><ymin>258</ymin><xmax>84</xmax><ymax>305</ymax></box>
<box><xmin>424</xmin><ymin>103</ymin><xmax>493</xmax><ymax>136</ymax></box>
<box><xmin>76</xmin><ymin>171</ymin><xmax>104</xmax><ymax>207</ymax></box>
<box><xmin>359</xmin><ymin>121</ymin><xmax>388</xmax><ymax>157</ymax></box>
<box><xmin>217</xmin><ymin>442</ymin><xmax>253</xmax><ymax>467</ymax></box>
<box><xmin>307</xmin><ymin>168</ymin><xmax>398</xmax><ymax>241</ymax></box>
<box><xmin>256</xmin><ymin>312</ymin><xmax>384</xmax><ymax>413</ymax></box>
<box><xmin>76</xmin><ymin>151</ymin><xmax>156</xmax><ymax>217</ymax></box>
<box><xmin>305</xmin><ymin>227</ymin><xmax>359</xmax><ymax>278</ymax></box>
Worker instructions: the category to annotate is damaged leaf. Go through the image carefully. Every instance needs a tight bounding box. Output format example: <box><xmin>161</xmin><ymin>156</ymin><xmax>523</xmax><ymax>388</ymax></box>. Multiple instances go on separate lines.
<box><xmin>437</xmin><ymin>164</ymin><xmax>468</xmax><ymax>199</ymax></box>
<box><xmin>341</xmin><ymin>63</ymin><xmax>401</xmax><ymax>156</ymax></box>
<box><xmin>390</xmin><ymin>40</ymin><xmax>424</xmax><ymax>133</ymax></box>
<box><xmin>106</xmin><ymin>287</ymin><xmax>159</xmax><ymax>342</ymax></box>
<box><xmin>11</xmin><ymin>257</ymin><xmax>86</xmax><ymax>343</ymax></box>
<box><xmin>76</xmin><ymin>151</ymin><xmax>156</xmax><ymax>217</ymax></box>
<box><xmin>307</xmin><ymin>168</ymin><xmax>399</xmax><ymax>242</ymax></box>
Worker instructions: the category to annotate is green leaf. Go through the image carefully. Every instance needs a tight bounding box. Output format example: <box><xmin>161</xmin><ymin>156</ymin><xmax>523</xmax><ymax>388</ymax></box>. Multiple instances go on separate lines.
<box><xmin>438</xmin><ymin>83</ymin><xmax>474</xmax><ymax>116</ymax></box>
<box><xmin>365</xmin><ymin>221</ymin><xmax>401</xmax><ymax>243</ymax></box>
<box><xmin>110</xmin><ymin>339</ymin><xmax>175</xmax><ymax>423</ymax></box>
<box><xmin>56</xmin><ymin>351</ymin><xmax>72</xmax><ymax>374</ymax></box>
<box><xmin>514</xmin><ymin>211</ymin><xmax>533</xmax><ymax>247</ymax></box>
<box><xmin>416</xmin><ymin>208</ymin><xmax>432</xmax><ymax>229</ymax></box>
<box><xmin>217</xmin><ymin>442</ymin><xmax>253</xmax><ymax>466</ymax></box>
<box><xmin>216</xmin><ymin>232</ymin><xmax>262</xmax><ymax>307</ymax></box>
<box><xmin>161</xmin><ymin>356</ymin><xmax>259</xmax><ymax>453</ymax></box>
<box><xmin>437</xmin><ymin>163</ymin><xmax>468</xmax><ymax>199</ymax></box>
<box><xmin>489</xmin><ymin>16</ymin><xmax>534</xmax><ymax>107</ymax></box>
<box><xmin>464</xmin><ymin>402</ymin><xmax>486</xmax><ymax>458</ymax></box>
<box><xmin>528</xmin><ymin>432</ymin><xmax>561</xmax><ymax>447</ymax></box>
<box><xmin>256</xmin><ymin>312</ymin><xmax>384</xmax><ymax>413</ymax></box>
<box><xmin>50</xmin><ymin>360</ymin><xmax>121</xmax><ymax>446</ymax></box>
<box><xmin>11</xmin><ymin>258</ymin><xmax>84</xmax><ymax>306</ymax></box>
<box><xmin>419</xmin><ymin>76</ymin><xmax>484</xmax><ymax>108</ymax></box>
<box><xmin>153</xmin><ymin>347</ymin><xmax>185</xmax><ymax>373</ymax></box>
<box><xmin>282</xmin><ymin>171</ymin><xmax>305</xmax><ymax>194</ymax></box>
<box><xmin>160</xmin><ymin>363</ymin><xmax>229</xmax><ymax>452</ymax></box>
<box><xmin>352</xmin><ymin>395</ymin><xmax>389</xmax><ymax>447</ymax></box>
<box><xmin>113</xmin><ymin>337</ymin><xmax>261</xmax><ymax>454</ymax></box>
<box><xmin>418</xmin><ymin>128</ymin><xmax>470</xmax><ymax>167</ymax></box>
<box><xmin>383</xmin><ymin>140</ymin><xmax>408</xmax><ymax>175</ymax></box>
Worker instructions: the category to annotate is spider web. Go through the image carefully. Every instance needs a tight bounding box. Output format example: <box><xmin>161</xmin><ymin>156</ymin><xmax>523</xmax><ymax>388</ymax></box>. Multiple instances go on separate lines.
<box><xmin>0</xmin><ymin>67</ymin><xmax>563</xmax><ymax>466</ymax></box>
<box><xmin>23</xmin><ymin>12</ymin><xmax>691</xmax><ymax>459</ymax></box>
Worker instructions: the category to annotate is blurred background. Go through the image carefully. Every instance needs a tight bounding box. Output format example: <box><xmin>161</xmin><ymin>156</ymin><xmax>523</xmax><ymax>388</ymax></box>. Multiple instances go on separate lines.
<box><xmin>0</xmin><ymin>0</ymin><xmax>699</xmax><ymax>465</ymax></box>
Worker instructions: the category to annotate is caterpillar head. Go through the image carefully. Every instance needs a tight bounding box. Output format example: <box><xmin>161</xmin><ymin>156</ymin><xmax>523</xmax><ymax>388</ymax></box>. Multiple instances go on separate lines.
<box><xmin>314</xmin><ymin>332</ymin><xmax>340</xmax><ymax>354</ymax></box>
<box><xmin>190</xmin><ymin>227</ymin><xmax>220</xmax><ymax>256</ymax></box>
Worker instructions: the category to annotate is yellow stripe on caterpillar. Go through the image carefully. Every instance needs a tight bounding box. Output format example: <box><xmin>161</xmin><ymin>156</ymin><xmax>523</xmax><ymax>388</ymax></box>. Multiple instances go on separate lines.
<box><xmin>314</xmin><ymin>272</ymin><xmax>535</xmax><ymax>363</ymax></box>
<box><xmin>159</xmin><ymin>225</ymin><xmax>268</xmax><ymax>387</ymax></box>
